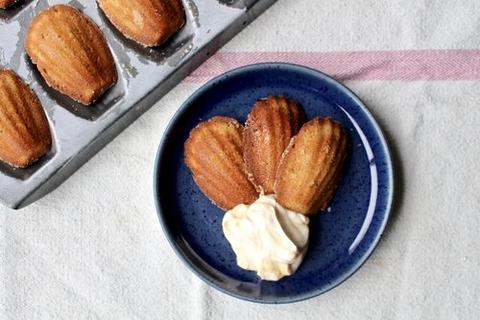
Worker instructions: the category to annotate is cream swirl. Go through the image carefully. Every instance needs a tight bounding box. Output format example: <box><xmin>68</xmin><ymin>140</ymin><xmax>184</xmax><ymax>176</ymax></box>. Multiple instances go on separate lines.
<box><xmin>222</xmin><ymin>195</ymin><xmax>309</xmax><ymax>281</ymax></box>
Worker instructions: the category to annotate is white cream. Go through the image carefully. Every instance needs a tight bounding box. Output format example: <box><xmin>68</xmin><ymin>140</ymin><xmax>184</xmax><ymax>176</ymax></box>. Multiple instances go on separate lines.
<box><xmin>222</xmin><ymin>195</ymin><xmax>309</xmax><ymax>281</ymax></box>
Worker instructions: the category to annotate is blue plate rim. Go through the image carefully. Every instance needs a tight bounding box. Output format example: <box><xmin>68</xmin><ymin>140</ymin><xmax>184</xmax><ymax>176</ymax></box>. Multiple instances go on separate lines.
<box><xmin>153</xmin><ymin>62</ymin><xmax>394</xmax><ymax>304</ymax></box>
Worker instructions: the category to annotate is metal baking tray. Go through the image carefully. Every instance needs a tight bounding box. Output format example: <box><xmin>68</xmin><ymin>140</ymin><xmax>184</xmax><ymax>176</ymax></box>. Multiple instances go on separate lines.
<box><xmin>0</xmin><ymin>0</ymin><xmax>276</xmax><ymax>209</ymax></box>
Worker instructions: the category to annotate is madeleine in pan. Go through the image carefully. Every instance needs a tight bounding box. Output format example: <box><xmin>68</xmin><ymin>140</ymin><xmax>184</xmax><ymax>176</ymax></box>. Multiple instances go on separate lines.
<box><xmin>275</xmin><ymin>117</ymin><xmax>349</xmax><ymax>215</ymax></box>
<box><xmin>0</xmin><ymin>69</ymin><xmax>52</xmax><ymax>168</ymax></box>
<box><xmin>0</xmin><ymin>0</ymin><xmax>18</xmax><ymax>9</ymax></box>
<box><xmin>243</xmin><ymin>96</ymin><xmax>305</xmax><ymax>194</ymax></box>
<box><xmin>25</xmin><ymin>4</ymin><xmax>117</xmax><ymax>105</ymax></box>
<box><xmin>98</xmin><ymin>0</ymin><xmax>185</xmax><ymax>47</ymax></box>
<box><xmin>184</xmin><ymin>116</ymin><xmax>258</xmax><ymax>210</ymax></box>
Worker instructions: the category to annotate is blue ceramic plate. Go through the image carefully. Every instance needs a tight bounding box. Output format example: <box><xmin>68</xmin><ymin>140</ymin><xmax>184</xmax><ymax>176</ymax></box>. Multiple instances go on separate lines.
<box><xmin>154</xmin><ymin>63</ymin><xmax>393</xmax><ymax>304</ymax></box>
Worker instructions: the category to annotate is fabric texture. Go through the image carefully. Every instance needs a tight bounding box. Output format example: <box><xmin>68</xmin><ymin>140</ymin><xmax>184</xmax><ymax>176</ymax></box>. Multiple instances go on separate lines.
<box><xmin>2</xmin><ymin>0</ymin><xmax>480</xmax><ymax>319</ymax></box>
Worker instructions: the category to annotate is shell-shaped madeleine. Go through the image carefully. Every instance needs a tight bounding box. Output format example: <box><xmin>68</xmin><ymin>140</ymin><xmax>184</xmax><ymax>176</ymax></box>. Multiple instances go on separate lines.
<box><xmin>0</xmin><ymin>0</ymin><xmax>17</xmax><ymax>9</ymax></box>
<box><xmin>0</xmin><ymin>69</ymin><xmax>52</xmax><ymax>168</ymax></box>
<box><xmin>274</xmin><ymin>117</ymin><xmax>348</xmax><ymax>215</ymax></box>
<box><xmin>25</xmin><ymin>4</ymin><xmax>117</xmax><ymax>105</ymax></box>
<box><xmin>98</xmin><ymin>0</ymin><xmax>185</xmax><ymax>47</ymax></box>
<box><xmin>185</xmin><ymin>116</ymin><xmax>258</xmax><ymax>211</ymax></box>
<box><xmin>244</xmin><ymin>96</ymin><xmax>305</xmax><ymax>194</ymax></box>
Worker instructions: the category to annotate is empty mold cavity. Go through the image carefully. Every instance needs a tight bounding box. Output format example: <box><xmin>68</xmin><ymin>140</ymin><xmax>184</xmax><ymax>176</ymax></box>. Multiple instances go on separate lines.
<box><xmin>218</xmin><ymin>0</ymin><xmax>249</xmax><ymax>9</ymax></box>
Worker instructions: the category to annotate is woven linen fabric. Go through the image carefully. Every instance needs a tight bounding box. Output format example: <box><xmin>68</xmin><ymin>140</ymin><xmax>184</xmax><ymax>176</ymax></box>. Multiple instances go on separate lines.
<box><xmin>2</xmin><ymin>0</ymin><xmax>480</xmax><ymax>319</ymax></box>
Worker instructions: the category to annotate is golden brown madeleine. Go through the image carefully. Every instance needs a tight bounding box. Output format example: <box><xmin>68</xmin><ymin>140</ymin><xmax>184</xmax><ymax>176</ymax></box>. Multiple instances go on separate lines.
<box><xmin>185</xmin><ymin>116</ymin><xmax>258</xmax><ymax>210</ymax></box>
<box><xmin>25</xmin><ymin>5</ymin><xmax>117</xmax><ymax>105</ymax></box>
<box><xmin>274</xmin><ymin>117</ymin><xmax>348</xmax><ymax>214</ymax></box>
<box><xmin>243</xmin><ymin>96</ymin><xmax>305</xmax><ymax>194</ymax></box>
<box><xmin>98</xmin><ymin>0</ymin><xmax>185</xmax><ymax>47</ymax></box>
<box><xmin>0</xmin><ymin>0</ymin><xmax>17</xmax><ymax>9</ymax></box>
<box><xmin>0</xmin><ymin>69</ymin><xmax>51</xmax><ymax>168</ymax></box>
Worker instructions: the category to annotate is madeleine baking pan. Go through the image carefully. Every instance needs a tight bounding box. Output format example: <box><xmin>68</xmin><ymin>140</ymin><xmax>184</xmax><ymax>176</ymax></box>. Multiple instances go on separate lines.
<box><xmin>0</xmin><ymin>0</ymin><xmax>276</xmax><ymax>209</ymax></box>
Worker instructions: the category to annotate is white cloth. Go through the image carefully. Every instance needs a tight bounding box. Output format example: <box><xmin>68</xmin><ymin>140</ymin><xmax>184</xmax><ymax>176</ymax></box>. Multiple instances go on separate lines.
<box><xmin>2</xmin><ymin>0</ymin><xmax>480</xmax><ymax>319</ymax></box>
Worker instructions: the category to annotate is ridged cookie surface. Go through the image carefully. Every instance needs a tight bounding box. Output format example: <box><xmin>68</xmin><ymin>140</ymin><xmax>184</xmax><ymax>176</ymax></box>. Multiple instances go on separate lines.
<box><xmin>98</xmin><ymin>0</ymin><xmax>185</xmax><ymax>47</ymax></box>
<box><xmin>275</xmin><ymin>117</ymin><xmax>348</xmax><ymax>214</ymax></box>
<box><xmin>185</xmin><ymin>116</ymin><xmax>258</xmax><ymax>210</ymax></box>
<box><xmin>0</xmin><ymin>69</ymin><xmax>52</xmax><ymax>168</ymax></box>
<box><xmin>25</xmin><ymin>5</ymin><xmax>117</xmax><ymax>105</ymax></box>
<box><xmin>243</xmin><ymin>96</ymin><xmax>305</xmax><ymax>194</ymax></box>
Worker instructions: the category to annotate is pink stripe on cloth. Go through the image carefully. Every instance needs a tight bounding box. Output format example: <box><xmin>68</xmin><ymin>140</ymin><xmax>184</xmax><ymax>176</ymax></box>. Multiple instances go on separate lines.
<box><xmin>185</xmin><ymin>49</ymin><xmax>480</xmax><ymax>82</ymax></box>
